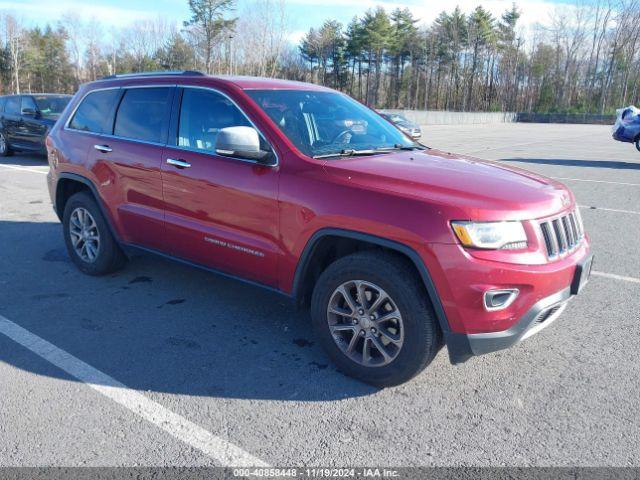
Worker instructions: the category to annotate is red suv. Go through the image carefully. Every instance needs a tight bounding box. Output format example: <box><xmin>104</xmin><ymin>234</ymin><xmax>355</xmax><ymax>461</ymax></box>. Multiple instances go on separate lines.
<box><xmin>46</xmin><ymin>71</ymin><xmax>592</xmax><ymax>386</ymax></box>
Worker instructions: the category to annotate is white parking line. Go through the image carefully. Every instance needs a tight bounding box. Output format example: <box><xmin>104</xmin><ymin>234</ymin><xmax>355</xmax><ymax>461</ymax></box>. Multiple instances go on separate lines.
<box><xmin>578</xmin><ymin>205</ymin><xmax>640</xmax><ymax>216</ymax></box>
<box><xmin>554</xmin><ymin>177</ymin><xmax>640</xmax><ymax>187</ymax></box>
<box><xmin>0</xmin><ymin>314</ymin><xmax>268</xmax><ymax>467</ymax></box>
<box><xmin>592</xmin><ymin>271</ymin><xmax>640</xmax><ymax>284</ymax></box>
<box><xmin>0</xmin><ymin>164</ymin><xmax>48</xmax><ymax>175</ymax></box>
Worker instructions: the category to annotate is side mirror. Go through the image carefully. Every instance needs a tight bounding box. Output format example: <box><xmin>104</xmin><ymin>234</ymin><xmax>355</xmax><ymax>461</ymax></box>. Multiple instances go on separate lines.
<box><xmin>215</xmin><ymin>126</ymin><xmax>274</xmax><ymax>164</ymax></box>
<box><xmin>21</xmin><ymin>107</ymin><xmax>38</xmax><ymax>117</ymax></box>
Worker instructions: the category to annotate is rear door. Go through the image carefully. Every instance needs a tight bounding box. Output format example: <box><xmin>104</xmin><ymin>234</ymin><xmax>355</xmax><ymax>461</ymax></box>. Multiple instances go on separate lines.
<box><xmin>160</xmin><ymin>86</ymin><xmax>281</xmax><ymax>287</ymax></box>
<box><xmin>85</xmin><ymin>86</ymin><xmax>175</xmax><ymax>252</ymax></box>
<box><xmin>20</xmin><ymin>95</ymin><xmax>47</xmax><ymax>150</ymax></box>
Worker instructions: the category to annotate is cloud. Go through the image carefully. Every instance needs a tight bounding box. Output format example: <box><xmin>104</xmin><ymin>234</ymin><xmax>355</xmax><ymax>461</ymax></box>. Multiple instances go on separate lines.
<box><xmin>3</xmin><ymin>0</ymin><xmax>573</xmax><ymax>43</ymax></box>
<box><xmin>287</xmin><ymin>29</ymin><xmax>307</xmax><ymax>44</ymax></box>
<box><xmin>285</xmin><ymin>0</ymin><xmax>560</xmax><ymax>29</ymax></box>
<box><xmin>0</xmin><ymin>0</ymin><xmax>157</xmax><ymax>26</ymax></box>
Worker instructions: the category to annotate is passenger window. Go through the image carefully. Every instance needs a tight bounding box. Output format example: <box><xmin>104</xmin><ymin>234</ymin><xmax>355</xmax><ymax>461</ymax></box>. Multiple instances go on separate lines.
<box><xmin>21</xmin><ymin>96</ymin><xmax>37</xmax><ymax>112</ymax></box>
<box><xmin>114</xmin><ymin>88</ymin><xmax>172</xmax><ymax>144</ymax></box>
<box><xmin>69</xmin><ymin>89</ymin><xmax>120</xmax><ymax>133</ymax></box>
<box><xmin>177</xmin><ymin>88</ymin><xmax>254</xmax><ymax>153</ymax></box>
<box><xmin>5</xmin><ymin>97</ymin><xmax>20</xmax><ymax>115</ymax></box>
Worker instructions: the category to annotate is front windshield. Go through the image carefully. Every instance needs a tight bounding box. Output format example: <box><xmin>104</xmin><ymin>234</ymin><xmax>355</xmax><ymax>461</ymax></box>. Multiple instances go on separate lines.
<box><xmin>33</xmin><ymin>95</ymin><xmax>71</xmax><ymax>119</ymax></box>
<box><xmin>246</xmin><ymin>90</ymin><xmax>418</xmax><ymax>158</ymax></box>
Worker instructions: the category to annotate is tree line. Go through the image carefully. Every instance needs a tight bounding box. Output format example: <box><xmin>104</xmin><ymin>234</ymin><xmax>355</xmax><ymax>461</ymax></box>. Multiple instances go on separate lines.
<box><xmin>1</xmin><ymin>0</ymin><xmax>639</xmax><ymax>114</ymax></box>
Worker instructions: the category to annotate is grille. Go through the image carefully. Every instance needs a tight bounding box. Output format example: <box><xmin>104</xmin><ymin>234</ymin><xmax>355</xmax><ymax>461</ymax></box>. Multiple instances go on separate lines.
<box><xmin>539</xmin><ymin>210</ymin><xmax>583</xmax><ymax>258</ymax></box>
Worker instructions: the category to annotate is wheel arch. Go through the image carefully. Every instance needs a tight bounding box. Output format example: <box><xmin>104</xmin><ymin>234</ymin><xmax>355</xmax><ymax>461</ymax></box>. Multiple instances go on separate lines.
<box><xmin>292</xmin><ymin>228</ymin><xmax>452</xmax><ymax>337</ymax></box>
<box><xmin>55</xmin><ymin>173</ymin><xmax>122</xmax><ymax>244</ymax></box>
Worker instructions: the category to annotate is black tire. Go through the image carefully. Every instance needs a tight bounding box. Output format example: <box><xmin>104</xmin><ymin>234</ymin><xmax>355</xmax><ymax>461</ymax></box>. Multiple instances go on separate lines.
<box><xmin>0</xmin><ymin>131</ymin><xmax>13</xmax><ymax>157</ymax></box>
<box><xmin>310</xmin><ymin>251</ymin><xmax>441</xmax><ymax>387</ymax></box>
<box><xmin>635</xmin><ymin>137</ymin><xmax>640</xmax><ymax>152</ymax></box>
<box><xmin>62</xmin><ymin>191</ymin><xmax>126</xmax><ymax>275</ymax></box>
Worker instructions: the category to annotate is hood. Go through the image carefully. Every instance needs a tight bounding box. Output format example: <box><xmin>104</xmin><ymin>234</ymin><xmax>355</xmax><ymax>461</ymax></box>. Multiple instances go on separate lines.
<box><xmin>322</xmin><ymin>148</ymin><xmax>573</xmax><ymax>221</ymax></box>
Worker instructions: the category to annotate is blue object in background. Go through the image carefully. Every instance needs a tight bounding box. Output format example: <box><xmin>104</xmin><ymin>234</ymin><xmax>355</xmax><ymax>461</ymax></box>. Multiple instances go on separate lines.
<box><xmin>612</xmin><ymin>106</ymin><xmax>640</xmax><ymax>151</ymax></box>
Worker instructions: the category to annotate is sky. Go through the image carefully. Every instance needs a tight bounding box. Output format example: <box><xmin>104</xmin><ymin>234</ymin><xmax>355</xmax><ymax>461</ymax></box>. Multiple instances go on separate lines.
<box><xmin>2</xmin><ymin>0</ymin><xmax>587</xmax><ymax>45</ymax></box>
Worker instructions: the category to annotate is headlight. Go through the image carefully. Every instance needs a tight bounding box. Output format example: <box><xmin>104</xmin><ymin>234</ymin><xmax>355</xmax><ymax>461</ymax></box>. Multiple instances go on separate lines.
<box><xmin>451</xmin><ymin>221</ymin><xmax>528</xmax><ymax>250</ymax></box>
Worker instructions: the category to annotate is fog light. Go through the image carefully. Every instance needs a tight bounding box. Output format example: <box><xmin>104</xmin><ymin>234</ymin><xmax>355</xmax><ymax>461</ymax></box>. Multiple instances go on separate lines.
<box><xmin>483</xmin><ymin>289</ymin><xmax>519</xmax><ymax>311</ymax></box>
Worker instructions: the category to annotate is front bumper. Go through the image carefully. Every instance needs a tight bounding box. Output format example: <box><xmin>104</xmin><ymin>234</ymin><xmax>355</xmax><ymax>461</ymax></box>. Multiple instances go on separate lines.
<box><xmin>612</xmin><ymin>129</ymin><xmax>631</xmax><ymax>142</ymax></box>
<box><xmin>446</xmin><ymin>287</ymin><xmax>571</xmax><ymax>362</ymax></box>
<box><xmin>445</xmin><ymin>253</ymin><xmax>593</xmax><ymax>363</ymax></box>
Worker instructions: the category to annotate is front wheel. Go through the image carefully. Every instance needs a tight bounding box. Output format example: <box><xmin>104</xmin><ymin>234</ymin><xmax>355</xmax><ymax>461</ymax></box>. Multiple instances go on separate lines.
<box><xmin>310</xmin><ymin>251</ymin><xmax>441</xmax><ymax>387</ymax></box>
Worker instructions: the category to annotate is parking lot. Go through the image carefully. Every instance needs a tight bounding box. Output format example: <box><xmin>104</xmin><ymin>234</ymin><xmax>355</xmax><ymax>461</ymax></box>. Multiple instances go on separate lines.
<box><xmin>0</xmin><ymin>123</ymin><xmax>638</xmax><ymax>467</ymax></box>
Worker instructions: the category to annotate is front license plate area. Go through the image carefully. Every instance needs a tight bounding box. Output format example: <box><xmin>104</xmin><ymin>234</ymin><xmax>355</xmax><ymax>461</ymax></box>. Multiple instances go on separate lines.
<box><xmin>571</xmin><ymin>254</ymin><xmax>594</xmax><ymax>295</ymax></box>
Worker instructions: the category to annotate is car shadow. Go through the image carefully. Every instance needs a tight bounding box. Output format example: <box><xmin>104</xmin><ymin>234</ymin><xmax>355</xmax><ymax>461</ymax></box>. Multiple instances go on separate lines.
<box><xmin>0</xmin><ymin>220</ymin><xmax>379</xmax><ymax>401</ymax></box>
<box><xmin>502</xmin><ymin>157</ymin><xmax>640</xmax><ymax>170</ymax></box>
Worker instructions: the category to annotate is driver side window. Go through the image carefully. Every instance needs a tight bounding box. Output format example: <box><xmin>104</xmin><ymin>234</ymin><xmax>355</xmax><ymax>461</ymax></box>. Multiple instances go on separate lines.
<box><xmin>178</xmin><ymin>88</ymin><xmax>252</xmax><ymax>153</ymax></box>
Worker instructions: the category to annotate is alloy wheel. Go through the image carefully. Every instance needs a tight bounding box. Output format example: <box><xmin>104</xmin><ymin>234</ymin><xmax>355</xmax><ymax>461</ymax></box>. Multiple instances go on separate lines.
<box><xmin>69</xmin><ymin>207</ymin><xmax>101</xmax><ymax>263</ymax></box>
<box><xmin>0</xmin><ymin>133</ymin><xmax>6</xmax><ymax>154</ymax></box>
<box><xmin>327</xmin><ymin>280</ymin><xmax>404</xmax><ymax>367</ymax></box>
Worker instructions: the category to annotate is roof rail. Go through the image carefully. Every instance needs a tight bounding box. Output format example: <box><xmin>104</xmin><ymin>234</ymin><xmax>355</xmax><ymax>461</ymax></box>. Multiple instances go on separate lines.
<box><xmin>100</xmin><ymin>70</ymin><xmax>205</xmax><ymax>80</ymax></box>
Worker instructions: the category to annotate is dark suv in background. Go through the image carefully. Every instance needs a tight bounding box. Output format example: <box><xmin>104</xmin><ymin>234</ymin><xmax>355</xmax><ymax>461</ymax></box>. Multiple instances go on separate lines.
<box><xmin>0</xmin><ymin>93</ymin><xmax>71</xmax><ymax>156</ymax></box>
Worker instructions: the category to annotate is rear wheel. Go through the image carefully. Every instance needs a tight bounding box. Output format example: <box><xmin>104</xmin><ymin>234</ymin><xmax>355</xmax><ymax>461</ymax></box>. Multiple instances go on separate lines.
<box><xmin>310</xmin><ymin>251</ymin><xmax>441</xmax><ymax>387</ymax></box>
<box><xmin>63</xmin><ymin>191</ymin><xmax>126</xmax><ymax>275</ymax></box>
<box><xmin>0</xmin><ymin>132</ymin><xmax>13</xmax><ymax>157</ymax></box>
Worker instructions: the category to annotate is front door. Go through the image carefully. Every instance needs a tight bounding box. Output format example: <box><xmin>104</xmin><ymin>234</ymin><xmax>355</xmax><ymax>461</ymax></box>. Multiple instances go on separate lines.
<box><xmin>2</xmin><ymin>96</ymin><xmax>22</xmax><ymax>146</ymax></box>
<box><xmin>161</xmin><ymin>87</ymin><xmax>281</xmax><ymax>287</ymax></box>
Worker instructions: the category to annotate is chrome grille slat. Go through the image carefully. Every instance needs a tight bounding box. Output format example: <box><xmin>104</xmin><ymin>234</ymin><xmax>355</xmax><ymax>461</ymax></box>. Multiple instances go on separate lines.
<box><xmin>553</xmin><ymin>219</ymin><xmax>567</xmax><ymax>252</ymax></box>
<box><xmin>562</xmin><ymin>216</ymin><xmax>574</xmax><ymax>247</ymax></box>
<box><xmin>538</xmin><ymin>209</ymin><xmax>584</xmax><ymax>259</ymax></box>
<box><xmin>540</xmin><ymin>222</ymin><xmax>557</xmax><ymax>257</ymax></box>
<box><xmin>569</xmin><ymin>213</ymin><xmax>579</xmax><ymax>243</ymax></box>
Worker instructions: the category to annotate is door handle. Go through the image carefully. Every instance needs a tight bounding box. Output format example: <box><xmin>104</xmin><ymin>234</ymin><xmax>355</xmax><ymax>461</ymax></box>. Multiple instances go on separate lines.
<box><xmin>166</xmin><ymin>158</ymin><xmax>191</xmax><ymax>168</ymax></box>
<box><xmin>94</xmin><ymin>144</ymin><xmax>112</xmax><ymax>153</ymax></box>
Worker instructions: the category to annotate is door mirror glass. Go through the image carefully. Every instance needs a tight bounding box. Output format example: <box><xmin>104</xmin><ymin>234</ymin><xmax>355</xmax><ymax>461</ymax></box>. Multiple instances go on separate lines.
<box><xmin>215</xmin><ymin>126</ymin><xmax>273</xmax><ymax>164</ymax></box>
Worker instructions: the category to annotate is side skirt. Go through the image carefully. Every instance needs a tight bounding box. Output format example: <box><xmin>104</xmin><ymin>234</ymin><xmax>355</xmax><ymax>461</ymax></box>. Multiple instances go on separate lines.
<box><xmin>124</xmin><ymin>244</ymin><xmax>292</xmax><ymax>300</ymax></box>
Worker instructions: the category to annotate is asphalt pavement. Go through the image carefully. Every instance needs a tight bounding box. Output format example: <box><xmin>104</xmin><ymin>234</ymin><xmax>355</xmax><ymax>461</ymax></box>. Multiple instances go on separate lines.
<box><xmin>0</xmin><ymin>123</ymin><xmax>638</xmax><ymax>467</ymax></box>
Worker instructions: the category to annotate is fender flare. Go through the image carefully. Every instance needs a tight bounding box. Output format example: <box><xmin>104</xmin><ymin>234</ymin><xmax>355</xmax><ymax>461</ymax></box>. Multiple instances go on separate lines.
<box><xmin>55</xmin><ymin>172</ymin><xmax>122</xmax><ymax>244</ymax></box>
<box><xmin>292</xmin><ymin>228</ymin><xmax>452</xmax><ymax>337</ymax></box>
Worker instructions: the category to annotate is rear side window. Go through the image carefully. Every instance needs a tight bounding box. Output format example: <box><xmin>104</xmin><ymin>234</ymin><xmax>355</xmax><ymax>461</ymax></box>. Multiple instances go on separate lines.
<box><xmin>5</xmin><ymin>96</ymin><xmax>20</xmax><ymax>115</ymax></box>
<box><xmin>114</xmin><ymin>88</ymin><xmax>172</xmax><ymax>144</ymax></box>
<box><xmin>69</xmin><ymin>89</ymin><xmax>120</xmax><ymax>133</ymax></box>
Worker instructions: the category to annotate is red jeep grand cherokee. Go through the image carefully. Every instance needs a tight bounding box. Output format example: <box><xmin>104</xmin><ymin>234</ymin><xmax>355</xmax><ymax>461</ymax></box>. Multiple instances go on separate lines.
<box><xmin>46</xmin><ymin>71</ymin><xmax>592</xmax><ymax>386</ymax></box>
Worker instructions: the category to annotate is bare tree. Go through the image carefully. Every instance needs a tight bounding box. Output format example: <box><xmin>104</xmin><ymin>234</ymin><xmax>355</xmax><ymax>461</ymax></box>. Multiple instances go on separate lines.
<box><xmin>233</xmin><ymin>0</ymin><xmax>288</xmax><ymax>77</ymax></box>
<box><xmin>3</xmin><ymin>14</ymin><xmax>24</xmax><ymax>93</ymax></box>
<box><xmin>60</xmin><ymin>12</ymin><xmax>83</xmax><ymax>87</ymax></box>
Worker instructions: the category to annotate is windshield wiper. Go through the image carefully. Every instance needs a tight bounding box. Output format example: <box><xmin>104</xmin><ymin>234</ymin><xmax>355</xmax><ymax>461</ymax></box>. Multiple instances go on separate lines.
<box><xmin>312</xmin><ymin>144</ymin><xmax>426</xmax><ymax>159</ymax></box>
<box><xmin>313</xmin><ymin>148</ymin><xmax>393</xmax><ymax>159</ymax></box>
<box><xmin>377</xmin><ymin>144</ymin><xmax>425</xmax><ymax>151</ymax></box>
